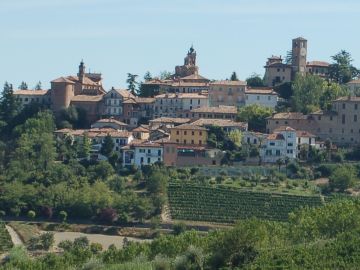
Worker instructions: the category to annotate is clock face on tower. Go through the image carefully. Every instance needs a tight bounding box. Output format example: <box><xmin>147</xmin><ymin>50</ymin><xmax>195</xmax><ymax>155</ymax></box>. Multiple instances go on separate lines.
<box><xmin>300</xmin><ymin>47</ymin><xmax>307</xmax><ymax>57</ymax></box>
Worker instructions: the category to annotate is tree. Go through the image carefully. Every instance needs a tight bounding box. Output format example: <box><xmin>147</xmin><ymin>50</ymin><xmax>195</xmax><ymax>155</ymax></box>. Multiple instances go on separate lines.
<box><xmin>291</xmin><ymin>74</ymin><xmax>325</xmax><ymax>114</ymax></box>
<box><xmin>329</xmin><ymin>50</ymin><xmax>359</xmax><ymax>84</ymax></box>
<box><xmin>19</xmin><ymin>81</ymin><xmax>28</xmax><ymax>90</ymax></box>
<box><xmin>319</xmin><ymin>81</ymin><xmax>349</xmax><ymax>110</ymax></box>
<box><xmin>34</xmin><ymin>81</ymin><xmax>42</xmax><ymax>90</ymax></box>
<box><xmin>228</xmin><ymin>130</ymin><xmax>242</xmax><ymax>147</ymax></box>
<box><xmin>329</xmin><ymin>165</ymin><xmax>355</xmax><ymax>192</ymax></box>
<box><xmin>27</xmin><ymin>210</ymin><xmax>36</xmax><ymax>219</ymax></box>
<box><xmin>237</xmin><ymin>104</ymin><xmax>273</xmax><ymax>132</ymax></box>
<box><xmin>285</xmin><ymin>50</ymin><xmax>293</xmax><ymax>65</ymax></box>
<box><xmin>59</xmin><ymin>210</ymin><xmax>67</xmax><ymax>223</ymax></box>
<box><xmin>246</xmin><ymin>74</ymin><xmax>265</xmax><ymax>87</ymax></box>
<box><xmin>126</xmin><ymin>73</ymin><xmax>139</xmax><ymax>96</ymax></box>
<box><xmin>100</xmin><ymin>134</ymin><xmax>114</xmax><ymax>158</ymax></box>
<box><xmin>230</xmin><ymin>72</ymin><xmax>239</xmax><ymax>81</ymax></box>
<box><xmin>274</xmin><ymin>82</ymin><xmax>293</xmax><ymax>99</ymax></box>
<box><xmin>144</xmin><ymin>71</ymin><xmax>153</xmax><ymax>81</ymax></box>
<box><xmin>276</xmin><ymin>158</ymin><xmax>283</xmax><ymax>172</ymax></box>
<box><xmin>0</xmin><ymin>82</ymin><xmax>19</xmax><ymax>126</ymax></box>
<box><xmin>78</xmin><ymin>134</ymin><xmax>91</xmax><ymax>159</ymax></box>
<box><xmin>159</xmin><ymin>71</ymin><xmax>172</xmax><ymax>80</ymax></box>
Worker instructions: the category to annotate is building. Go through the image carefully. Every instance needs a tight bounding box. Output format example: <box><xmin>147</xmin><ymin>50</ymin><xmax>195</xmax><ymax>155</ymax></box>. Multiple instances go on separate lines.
<box><xmin>263</xmin><ymin>56</ymin><xmax>292</xmax><ymax>87</ymax></box>
<box><xmin>347</xmin><ymin>79</ymin><xmax>360</xmax><ymax>95</ymax></box>
<box><xmin>170</xmin><ymin>124</ymin><xmax>207</xmax><ymax>146</ymax></box>
<box><xmin>306</xmin><ymin>61</ymin><xmax>330</xmax><ymax>78</ymax></box>
<box><xmin>245</xmin><ymin>88</ymin><xmax>278</xmax><ymax>108</ymax></box>
<box><xmin>91</xmin><ymin>118</ymin><xmax>128</xmax><ymax>131</ymax></box>
<box><xmin>243</xmin><ymin>131</ymin><xmax>267</xmax><ymax>146</ymax></box>
<box><xmin>121</xmin><ymin>97</ymin><xmax>155</xmax><ymax>127</ymax></box>
<box><xmin>296</xmin><ymin>130</ymin><xmax>316</xmax><ymax>158</ymax></box>
<box><xmin>70</xmin><ymin>95</ymin><xmax>103</xmax><ymax>123</ymax></box>
<box><xmin>190</xmin><ymin>105</ymin><xmax>237</xmax><ymax>120</ymax></box>
<box><xmin>260</xmin><ymin>126</ymin><xmax>297</xmax><ymax>163</ymax></box>
<box><xmin>208</xmin><ymin>80</ymin><xmax>246</xmax><ymax>107</ymax></box>
<box><xmin>132</xmin><ymin>125</ymin><xmax>150</xmax><ymax>140</ymax></box>
<box><xmin>162</xmin><ymin>142</ymin><xmax>223</xmax><ymax>166</ymax></box>
<box><xmin>191</xmin><ymin>119</ymin><xmax>248</xmax><ymax>133</ymax></box>
<box><xmin>122</xmin><ymin>141</ymin><xmax>163</xmax><ymax>167</ymax></box>
<box><xmin>149</xmin><ymin>117</ymin><xmax>191</xmax><ymax>131</ymax></box>
<box><xmin>153</xmin><ymin>93</ymin><xmax>209</xmax><ymax>118</ymax></box>
<box><xmin>13</xmin><ymin>89</ymin><xmax>51</xmax><ymax>108</ymax></box>
<box><xmin>264</xmin><ymin>37</ymin><xmax>330</xmax><ymax>87</ymax></box>
<box><xmin>266</xmin><ymin>96</ymin><xmax>360</xmax><ymax>145</ymax></box>
<box><xmin>102</xmin><ymin>88</ymin><xmax>134</xmax><ymax>118</ymax></box>
<box><xmin>50</xmin><ymin>61</ymin><xmax>105</xmax><ymax>112</ymax></box>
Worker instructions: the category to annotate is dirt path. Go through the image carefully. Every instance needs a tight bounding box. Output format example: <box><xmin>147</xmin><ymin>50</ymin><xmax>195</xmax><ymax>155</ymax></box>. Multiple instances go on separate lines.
<box><xmin>50</xmin><ymin>231</ymin><xmax>149</xmax><ymax>250</ymax></box>
<box><xmin>5</xmin><ymin>225</ymin><xmax>23</xmax><ymax>246</ymax></box>
<box><xmin>161</xmin><ymin>205</ymin><xmax>171</xmax><ymax>222</ymax></box>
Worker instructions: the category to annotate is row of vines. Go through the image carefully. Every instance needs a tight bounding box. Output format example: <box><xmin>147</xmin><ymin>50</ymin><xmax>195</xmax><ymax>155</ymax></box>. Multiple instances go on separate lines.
<box><xmin>168</xmin><ymin>184</ymin><xmax>323</xmax><ymax>223</ymax></box>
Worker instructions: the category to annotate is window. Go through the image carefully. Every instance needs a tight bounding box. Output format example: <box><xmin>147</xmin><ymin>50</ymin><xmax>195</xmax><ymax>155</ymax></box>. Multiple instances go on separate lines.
<box><xmin>184</xmin><ymin>139</ymin><xmax>187</xmax><ymax>144</ymax></box>
<box><xmin>184</xmin><ymin>131</ymin><xmax>187</xmax><ymax>135</ymax></box>
<box><xmin>276</xmin><ymin>150</ymin><xmax>280</xmax><ymax>156</ymax></box>
<box><xmin>139</xmin><ymin>149</ymin><xmax>145</xmax><ymax>153</ymax></box>
<box><xmin>147</xmin><ymin>158</ymin><xmax>150</xmax><ymax>164</ymax></box>
<box><xmin>199</xmin><ymin>132</ymin><xmax>202</xmax><ymax>136</ymax></box>
<box><xmin>198</xmin><ymin>99</ymin><xmax>200</xmax><ymax>105</ymax></box>
<box><xmin>318</xmin><ymin>116</ymin><xmax>321</xmax><ymax>120</ymax></box>
<box><xmin>176</xmin><ymin>139</ymin><xmax>179</xmax><ymax>143</ymax></box>
<box><xmin>140</xmin><ymin>157</ymin><xmax>144</xmax><ymax>163</ymax></box>
<box><xmin>288</xmin><ymin>143</ymin><xmax>293</xmax><ymax>146</ymax></box>
<box><xmin>191</xmin><ymin>140</ymin><xmax>194</xmax><ymax>144</ymax></box>
<box><xmin>355</xmin><ymin>115</ymin><xmax>358</xmax><ymax>122</ymax></box>
<box><xmin>277</xmin><ymin>68</ymin><xmax>280</xmax><ymax>72</ymax></box>
<box><xmin>330</xmin><ymin>116</ymin><xmax>333</xmax><ymax>121</ymax></box>
<box><xmin>356</xmin><ymin>104</ymin><xmax>358</xmax><ymax>110</ymax></box>
<box><xmin>342</xmin><ymin>103</ymin><xmax>346</xmax><ymax>109</ymax></box>
<box><xmin>268</xmin><ymin>96</ymin><xmax>271</xmax><ymax>100</ymax></box>
<box><xmin>176</xmin><ymin>131</ymin><xmax>179</xmax><ymax>135</ymax></box>
<box><xmin>342</xmin><ymin>114</ymin><xmax>345</xmax><ymax>124</ymax></box>
<box><xmin>190</xmin><ymin>99</ymin><xmax>193</xmax><ymax>104</ymax></box>
<box><xmin>148</xmin><ymin>149</ymin><xmax>151</xmax><ymax>154</ymax></box>
<box><xmin>257</xmin><ymin>96</ymin><xmax>260</xmax><ymax>100</ymax></box>
<box><xmin>199</xmin><ymin>140</ymin><xmax>202</xmax><ymax>145</ymax></box>
<box><xmin>270</xmin><ymin>142</ymin><xmax>275</xmax><ymax>146</ymax></box>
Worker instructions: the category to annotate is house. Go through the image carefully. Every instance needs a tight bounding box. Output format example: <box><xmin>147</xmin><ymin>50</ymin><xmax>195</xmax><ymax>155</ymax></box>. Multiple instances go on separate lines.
<box><xmin>162</xmin><ymin>142</ymin><xmax>223</xmax><ymax>166</ymax></box>
<box><xmin>70</xmin><ymin>95</ymin><xmax>104</xmax><ymax>123</ymax></box>
<box><xmin>122</xmin><ymin>141</ymin><xmax>163</xmax><ymax>167</ymax></box>
<box><xmin>191</xmin><ymin>119</ymin><xmax>248</xmax><ymax>133</ymax></box>
<box><xmin>102</xmin><ymin>88</ymin><xmax>134</xmax><ymax>118</ymax></box>
<box><xmin>54</xmin><ymin>128</ymin><xmax>134</xmax><ymax>152</ymax></box>
<box><xmin>149</xmin><ymin>117</ymin><xmax>191</xmax><ymax>131</ymax></box>
<box><xmin>263</xmin><ymin>56</ymin><xmax>292</xmax><ymax>87</ymax></box>
<box><xmin>243</xmin><ymin>131</ymin><xmax>267</xmax><ymax>146</ymax></box>
<box><xmin>169</xmin><ymin>124</ymin><xmax>207</xmax><ymax>146</ymax></box>
<box><xmin>306</xmin><ymin>61</ymin><xmax>330</xmax><ymax>78</ymax></box>
<box><xmin>260</xmin><ymin>126</ymin><xmax>297</xmax><ymax>163</ymax></box>
<box><xmin>266</xmin><ymin>112</ymin><xmax>310</xmax><ymax>133</ymax></box>
<box><xmin>190</xmin><ymin>105</ymin><xmax>237</xmax><ymax>120</ymax></box>
<box><xmin>91</xmin><ymin>118</ymin><xmax>128</xmax><ymax>131</ymax></box>
<box><xmin>245</xmin><ymin>88</ymin><xmax>278</xmax><ymax>108</ymax></box>
<box><xmin>347</xmin><ymin>79</ymin><xmax>360</xmax><ymax>95</ymax></box>
<box><xmin>132</xmin><ymin>125</ymin><xmax>150</xmax><ymax>140</ymax></box>
<box><xmin>13</xmin><ymin>89</ymin><xmax>51</xmax><ymax>108</ymax></box>
<box><xmin>208</xmin><ymin>80</ymin><xmax>246</xmax><ymax>107</ymax></box>
<box><xmin>153</xmin><ymin>93</ymin><xmax>209</xmax><ymax>118</ymax></box>
<box><xmin>296</xmin><ymin>130</ymin><xmax>317</xmax><ymax>159</ymax></box>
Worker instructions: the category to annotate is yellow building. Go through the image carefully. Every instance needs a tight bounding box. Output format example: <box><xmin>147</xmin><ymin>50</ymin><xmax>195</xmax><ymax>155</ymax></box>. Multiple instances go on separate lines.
<box><xmin>170</xmin><ymin>124</ymin><xmax>207</xmax><ymax>145</ymax></box>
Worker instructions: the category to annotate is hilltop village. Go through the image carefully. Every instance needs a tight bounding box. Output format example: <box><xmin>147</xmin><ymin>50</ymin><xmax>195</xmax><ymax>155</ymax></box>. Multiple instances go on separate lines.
<box><xmin>12</xmin><ymin>37</ymin><xmax>360</xmax><ymax>166</ymax></box>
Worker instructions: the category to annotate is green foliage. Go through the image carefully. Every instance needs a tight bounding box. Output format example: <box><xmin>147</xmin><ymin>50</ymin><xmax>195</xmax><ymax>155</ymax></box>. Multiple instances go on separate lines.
<box><xmin>329</xmin><ymin>165</ymin><xmax>356</xmax><ymax>192</ymax></box>
<box><xmin>27</xmin><ymin>210</ymin><xmax>36</xmax><ymax>219</ymax></box>
<box><xmin>59</xmin><ymin>210</ymin><xmax>67</xmax><ymax>223</ymax></box>
<box><xmin>329</xmin><ymin>50</ymin><xmax>359</xmax><ymax>84</ymax></box>
<box><xmin>237</xmin><ymin>104</ymin><xmax>273</xmax><ymax>132</ymax></box>
<box><xmin>127</xmin><ymin>73</ymin><xmax>139</xmax><ymax>96</ymax></box>
<box><xmin>246</xmin><ymin>73</ymin><xmax>265</xmax><ymax>87</ymax></box>
<box><xmin>100</xmin><ymin>134</ymin><xmax>115</xmax><ymax>158</ymax></box>
<box><xmin>230</xmin><ymin>71</ymin><xmax>239</xmax><ymax>81</ymax></box>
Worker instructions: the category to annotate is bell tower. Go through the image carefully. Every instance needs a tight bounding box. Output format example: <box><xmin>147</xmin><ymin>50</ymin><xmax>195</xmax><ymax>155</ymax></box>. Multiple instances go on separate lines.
<box><xmin>78</xmin><ymin>60</ymin><xmax>85</xmax><ymax>83</ymax></box>
<box><xmin>291</xmin><ymin>37</ymin><xmax>307</xmax><ymax>79</ymax></box>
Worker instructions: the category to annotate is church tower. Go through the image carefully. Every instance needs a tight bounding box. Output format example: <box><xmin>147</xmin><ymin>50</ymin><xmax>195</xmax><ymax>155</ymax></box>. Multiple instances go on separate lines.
<box><xmin>78</xmin><ymin>60</ymin><xmax>85</xmax><ymax>83</ymax></box>
<box><xmin>291</xmin><ymin>37</ymin><xmax>307</xmax><ymax>79</ymax></box>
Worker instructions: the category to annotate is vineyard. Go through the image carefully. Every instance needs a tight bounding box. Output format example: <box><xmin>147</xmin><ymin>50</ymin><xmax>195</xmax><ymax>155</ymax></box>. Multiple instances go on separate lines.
<box><xmin>168</xmin><ymin>184</ymin><xmax>323</xmax><ymax>223</ymax></box>
<box><xmin>0</xmin><ymin>222</ymin><xmax>13</xmax><ymax>253</ymax></box>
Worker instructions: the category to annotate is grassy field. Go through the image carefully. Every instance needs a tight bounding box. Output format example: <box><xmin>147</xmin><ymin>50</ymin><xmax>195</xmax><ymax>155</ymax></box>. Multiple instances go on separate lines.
<box><xmin>168</xmin><ymin>184</ymin><xmax>323</xmax><ymax>223</ymax></box>
<box><xmin>0</xmin><ymin>222</ymin><xmax>13</xmax><ymax>253</ymax></box>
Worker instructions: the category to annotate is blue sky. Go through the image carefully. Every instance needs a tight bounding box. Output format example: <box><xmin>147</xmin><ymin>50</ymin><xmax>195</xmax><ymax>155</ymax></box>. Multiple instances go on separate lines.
<box><xmin>1</xmin><ymin>0</ymin><xmax>360</xmax><ymax>90</ymax></box>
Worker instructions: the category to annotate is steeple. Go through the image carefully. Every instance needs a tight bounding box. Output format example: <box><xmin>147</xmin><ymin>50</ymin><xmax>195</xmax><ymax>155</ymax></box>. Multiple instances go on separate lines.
<box><xmin>78</xmin><ymin>60</ymin><xmax>85</xmax><ymax>83</ymax></box>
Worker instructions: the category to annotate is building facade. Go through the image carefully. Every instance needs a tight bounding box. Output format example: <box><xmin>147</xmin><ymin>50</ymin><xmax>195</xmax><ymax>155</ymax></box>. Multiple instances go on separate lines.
<box><xmin>208</xmin><ymin>80</ymin><xmax>246</xmax><ymax>107</ymax></box>
<box><xmin>170</xmin><ymin>124</ymin><xmax>207</xmax><ymax>145</ymax></box>
<box><xmin>245</xmin><ymin>88</ymin><xmax>278</xmax><ymax>108</ymax></box>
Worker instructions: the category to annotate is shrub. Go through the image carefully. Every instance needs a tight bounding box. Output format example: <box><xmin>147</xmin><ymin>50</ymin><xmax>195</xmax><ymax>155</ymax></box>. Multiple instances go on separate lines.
<box><xmin>173</xmin><ymin>222</ymin><xmax>186</xmax><ymax>236</ymax></box>
<box><xmin>98</xmin><ymin>207</ymin><xmax>118</xmax><ymax>224</ymax></box>
<box><xmin>0</xmin><ymin>210</ymin><xmax>6</xmax><ymax>218</ymax></box>
<box><xmin>41</xmin><ymin>206</ymin><xmax>53</xmax><ymax>219</ymax></box>
<box><xmin>59</xmin><ymin>210</ymin><xmax>67</xmax><ymax>223</ymax></box>
<box><xmin>74</xmin><ymin>236</ymin><xmax>89</xmax><ymax>248</ymax></box>
<box><xmin>90</xmin><ymin>242</ymin><xmax>103</xmax><ymax>254</ymax></box>
<box><xmin>27</xmin><ymin>210</ymin><xmax>36</xmax><ymax>219</ymax></box>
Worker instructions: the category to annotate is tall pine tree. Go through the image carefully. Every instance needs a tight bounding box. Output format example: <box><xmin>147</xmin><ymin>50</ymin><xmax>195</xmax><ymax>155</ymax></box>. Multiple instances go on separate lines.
<box><xmin>0</xmin><ymin>82</ymin><xmax>19</xmax><ymax>125</ymax></box>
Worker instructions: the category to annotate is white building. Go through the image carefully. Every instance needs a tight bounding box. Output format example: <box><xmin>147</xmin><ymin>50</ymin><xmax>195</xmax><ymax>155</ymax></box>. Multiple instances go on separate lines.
<box><xmin>13</xmin><ymin>89</ymin><xmax>51</xmax><ymax>108</ymax></box>
<box><xmin>153</xmin><ymin>93</ymin><xmax>209</xmax><ymax>118</ymax></box>
<box><xmin>102</xmin><ymin>88</ymin><xmax>134</xmax><ymax>117</ymax></box>
<box><xmin>245</xmin><ymin>88</ymin><xmax>278</xmax><ymax>108</ymax></box>
<box><xmin>260</xmin><ymin>126</ymin><xmax>297</xmax><ymax>163</ymax></box>
<box><xmin>243</xmin><ymin>131</ymin><xmax>267</xmax><ymax>146</ymax></box>
<box><xmin>122</xmin><ymin>141</ymin><xmax>163</xmax><ymax>167</ymax></box>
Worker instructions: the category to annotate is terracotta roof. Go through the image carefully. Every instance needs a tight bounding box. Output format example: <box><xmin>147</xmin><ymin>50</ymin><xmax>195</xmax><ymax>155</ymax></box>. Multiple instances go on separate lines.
<box><xmin>210</xmin><ymin>80</ymin><xmax>246</xmax><ymax>86</ymax></box>
<box><xmin>180</xmin><ymin>73</ymin><xmax>209</xmax><ymax>81</ymax></box>
<box><xmin>122</xmin><ymin>98</ymin><xmax>137</xmax><ymax>104</ymax></box>
<box><xmin>14</xmin><ymin>89</ymin><xmax>49</xmax><ymax>95</ymax></box>
<box><xmin>70</xmin><ymin>95</ymin><xmax>103</xmax><ymax>102</ymax></box>
<box><xmin>155</xmin><ymin>93</ymin><xmax>208</xmax><ymax>99</ymax></box>
<box><xmin>307</xmin><ymin>61</ymin><xmax>330</xmax><ymax>67</ymax></box>
<box><xmin>171</xmin><ymin>81</ymin><xmax>208</xmax><ymax>87</ymax></box>
<box><xmin>273</xmin><ymin>126</ymin><xmax>296</xmax><ymax>132</ymax></box>
<box><xmin>191</xmin><ymin>118</ymin><xmax>247</xmax><ymax>129</ymax></box>
<box><xmin>132</xmin><ymin>126</ymin><xmax>150</xmax><ymax>133</ymax></box>
<box><xmin>135</xmin><ymin>97</ymin><xmax>155</xmax><ymax>103</ymax></box>
<box><xmin>171</xmin><ymin>124</ymin><xmax>207</xmax><ymax>131</ymax></box>
<box><xmin>177</xmin><ymin>145</ymin><xmax>206</xmax><ymax>150</ymax></box>
<box><xmin>347</xmin><ymin>79</ymin><xmax>360</xmax><ymax>84</ymax></box>
<box><xmin>95</xmin><ymin>118</ymin><xmax>127</xmax><ymax>126</ymax></box>
<box><xmin>265</xmin><ymin>62</ymin><xmax>291</xmax><ymax>68</ymax></box>
<box><xmin>190</xmin><ymin>105</ymin><xmax>237</xmax><ymax>114</ymax></box>
<box><xmin>296</xmin><ymin>130</ymin><xmax>316</xmax><ymax>138</ymax></box>
<box><xmin>56</xmin><ymin>128</ymin><xmax>132</xmax><ymax>138</ymax></box>
<box><xmin>267</xmin><ymin>133</ymin><xmax>285</xmax><ymax>140</ymax></box>
<box><xmin>245</xmin><ymin>88</ymin><xmax>278</xmax><ymax>95</ymax></box>
<box><xmin>114</xmin><ymin>89</ymin><xmax>135</xmax><ymax>99</ymax></box>
<box><xmin>334</xmin><ymin>96</ymin><xmax>360</xmax><ymax>102</ymax></box>
<box><xmin>269</xmin><ymin>112</ymin><xmax>307</xmax><ymax>120</ymax></box>
<box><xmin>51</xmin><ymin>77</ymin><xmax>76</xmax><ymax>84</ymax></box>
<box><xmin>131</xmin><ymin>141</ymin><xmax>162</xmax><ymax>148</ymax></box>
<box><xmin>150</xmin><ymin>117</ymin><xmax>191</xmax><ymax>124</ymax></box>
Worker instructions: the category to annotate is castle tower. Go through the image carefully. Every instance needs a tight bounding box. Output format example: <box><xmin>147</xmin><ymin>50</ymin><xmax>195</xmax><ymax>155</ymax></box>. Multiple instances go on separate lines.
<box><xmin>78</xmin><ymin>60</ymin><xmax>85</xmax><ymax>83</ymax></box>
<box><xmin>291</xmin><ymin>37</ymin><xmax>307</xmax><ymax>79</ymax></box>
<box><xmin>175</xmin><ymin>46</ymin><xmax>199</xmax><ymax>78</ymax></box>
<box><xmin>184</xmin><ymin>45</ymin><xmax>196</xmax><ymax>66</ymax></box>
